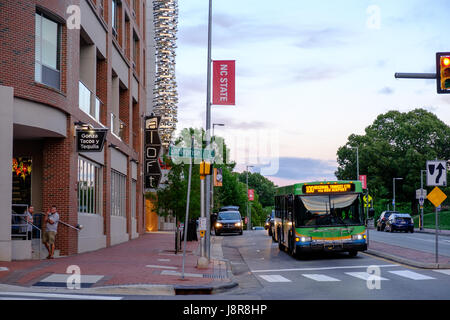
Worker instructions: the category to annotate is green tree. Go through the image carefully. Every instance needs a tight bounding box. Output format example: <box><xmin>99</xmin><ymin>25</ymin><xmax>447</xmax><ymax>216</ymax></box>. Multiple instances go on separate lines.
<box><xmin>238</xmin><ymin>172</ymin><xmax>277</xmax><ymax>207</ymax></box>
<box><xmin>336</xmin><ymin>109</ymin><xmax>450</xmax><ymax>214</ymax></box>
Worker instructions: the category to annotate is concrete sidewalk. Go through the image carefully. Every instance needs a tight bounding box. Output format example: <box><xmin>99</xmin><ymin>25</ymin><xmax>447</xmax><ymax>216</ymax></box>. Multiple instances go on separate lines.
<box><xmin>0</xmin><ymin>232</ymin><xmax>237</xmax><ymax>296</ymax></box>
<box><xmin>366</xmin><ymin>240</ymin><xmax>450</xmax><ymax>269</ymax></box>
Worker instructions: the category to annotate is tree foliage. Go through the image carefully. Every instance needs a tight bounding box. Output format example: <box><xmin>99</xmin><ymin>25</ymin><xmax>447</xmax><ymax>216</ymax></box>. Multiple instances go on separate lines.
<box><xmin>336</xmin><ymin>109</ymin><xmax>450</xmax><ymax>213</ymax></box>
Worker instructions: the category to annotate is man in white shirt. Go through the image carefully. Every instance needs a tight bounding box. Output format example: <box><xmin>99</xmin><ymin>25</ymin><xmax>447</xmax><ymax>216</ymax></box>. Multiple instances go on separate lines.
<box><xmin>43</xmin><ymin>205</ymin><xmax>59</xmax><ymax>259</ymax></box>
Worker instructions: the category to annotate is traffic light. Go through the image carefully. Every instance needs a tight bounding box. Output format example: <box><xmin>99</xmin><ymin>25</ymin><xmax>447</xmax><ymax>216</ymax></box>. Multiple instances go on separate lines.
<box><xmin>437</xmin><ymin>52</ymin><xmax>450</xmax><ymax>94</ymax></box>
<box><xmin>200</xmin><ymin>161</ymin><xmax>212</xmax><ymax>178</ymax></box>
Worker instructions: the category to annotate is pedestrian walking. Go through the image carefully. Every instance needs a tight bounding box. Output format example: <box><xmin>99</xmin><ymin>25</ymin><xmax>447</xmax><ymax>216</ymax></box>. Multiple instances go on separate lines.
<box><xmin>25</xmin><ymin>206</ymin><xmax>34</xmax><ymax>240</ymax></box>
<box><xmin>43</xmin><ymin>205</ymin><xmax>59</xmax><ymax>259</ymax></box>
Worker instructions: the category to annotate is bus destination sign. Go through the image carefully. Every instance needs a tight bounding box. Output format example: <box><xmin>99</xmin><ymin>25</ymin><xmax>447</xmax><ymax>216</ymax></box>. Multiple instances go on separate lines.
<box><xmin>303</xmin><ymin>183</ymin><xmax>355</xmax><ymax>194</ymax></box>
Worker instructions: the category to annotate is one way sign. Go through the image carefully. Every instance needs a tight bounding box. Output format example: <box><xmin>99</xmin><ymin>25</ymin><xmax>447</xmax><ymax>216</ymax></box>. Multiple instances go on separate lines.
<box><xmin>426</xmin><ymin>160</ymin><xmax>447</xmax><ymax>187</ymax></box>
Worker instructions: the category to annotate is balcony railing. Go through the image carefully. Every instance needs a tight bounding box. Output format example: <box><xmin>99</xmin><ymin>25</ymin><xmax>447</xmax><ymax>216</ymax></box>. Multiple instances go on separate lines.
<box><xmin>111</xmin><ymin>113</ymin><xmax>126</xmax><ymax>141</ymax></box>
<box><xmin>79</xmin><ymin>81</ymin><xmax>103</xmax><ymax>124</ymax></box>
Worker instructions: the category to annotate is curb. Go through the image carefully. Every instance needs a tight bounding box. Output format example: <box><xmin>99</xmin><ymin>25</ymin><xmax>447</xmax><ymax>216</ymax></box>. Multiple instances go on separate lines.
<box><xmin>365</xmin><ymin>249</ymin><xmax>450</xmax><ymax>269</ymax></box>
<box><xmin>414</xmin><ymin>229</ymin><xmax>450</xmax><ymax>237</ymax></box>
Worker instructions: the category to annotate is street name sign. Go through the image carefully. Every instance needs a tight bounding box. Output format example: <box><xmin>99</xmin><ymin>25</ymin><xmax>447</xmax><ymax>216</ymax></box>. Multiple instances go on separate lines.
<box><xmin>426</xmin><ymin>160</ymin><xmax>447</xmax><ymax>186</ymax></box>
<box><xmin>168</xmin><ymin>146</ymin><xmax>215</xmax><ymax>160</ymax></box>
<box><xmin>427</xmin><ymin>186</ymin><xmax>447</xmax><ymax>208</ymax></box>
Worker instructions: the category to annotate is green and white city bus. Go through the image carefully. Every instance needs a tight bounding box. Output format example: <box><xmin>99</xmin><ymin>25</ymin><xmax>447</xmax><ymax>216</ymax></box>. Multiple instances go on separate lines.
<box><xmin>273</xmin><ymin>181</ymin><xmax>367</xmax><ymax>257</ymax></box>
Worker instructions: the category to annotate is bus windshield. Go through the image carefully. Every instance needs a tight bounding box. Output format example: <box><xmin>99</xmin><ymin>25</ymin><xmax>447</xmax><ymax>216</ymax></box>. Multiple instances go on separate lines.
<box><xmin>295</xmin><ymin>194</ymin><xmax>364</xmax><ymax>227</ymax></box>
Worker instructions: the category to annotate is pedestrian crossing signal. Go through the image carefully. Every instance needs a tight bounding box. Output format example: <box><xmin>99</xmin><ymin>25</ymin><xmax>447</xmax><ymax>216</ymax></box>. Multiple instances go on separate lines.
<box><xmin>437</xmin><ymin>52</ymin><xmax>450</xmax><ymax>94</ymax></box>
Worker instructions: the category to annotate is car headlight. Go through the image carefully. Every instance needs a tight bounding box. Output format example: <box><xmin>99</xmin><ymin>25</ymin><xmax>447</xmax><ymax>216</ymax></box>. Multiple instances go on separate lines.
<box><xmin>215</xmin><ymin>222</ymin><xmax>222</xmax><ymax>228</ymax></box>
<box><xmin>235</xmin><ymin>222</ymin><xmax>242</xmax><ymax>227</ymax></box>
<box><xmin>352</xmin><ymin>234</ymin><xmax>365</xmax><ymax>240</ymax></box>
<box><xmin>296</xmin><ymin>236</ymin><xmax>312</xmax><ymax>242</ymax></box>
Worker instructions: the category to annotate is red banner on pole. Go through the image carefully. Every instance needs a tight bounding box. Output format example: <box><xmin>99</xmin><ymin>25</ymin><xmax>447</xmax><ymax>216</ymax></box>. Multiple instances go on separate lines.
<box><xmin>248</xmin><ymin>189</ymin><xmax>255</xmax><ymax>201</ymax></box>
<box><xmin>359</xmin><ymin>175</ymin><xmax>367</xmax><ymax>189</ymax></box>
<box><xmin>212</xmin><ymin>60</ymin><xmax>235</xmax><ymax>105</ymax></box>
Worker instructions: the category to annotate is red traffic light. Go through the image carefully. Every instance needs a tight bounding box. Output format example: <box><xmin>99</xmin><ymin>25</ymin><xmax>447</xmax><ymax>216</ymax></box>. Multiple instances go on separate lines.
<box><xmin>437</xmin><ymin>52</ymin><xmax>450</xmax><ymax>94</ymax></box>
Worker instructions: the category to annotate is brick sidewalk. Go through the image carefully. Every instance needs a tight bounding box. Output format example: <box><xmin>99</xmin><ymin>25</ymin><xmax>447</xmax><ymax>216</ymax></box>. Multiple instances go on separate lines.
<box><xmin>369</xmin><ymin>240</ymin><xmax>450</xmax><ymax>265</ymax></box>
<box><xmin>0</xmin><ymin>232</ymin><xmax>230</xmax><ymax>289</ymax></box>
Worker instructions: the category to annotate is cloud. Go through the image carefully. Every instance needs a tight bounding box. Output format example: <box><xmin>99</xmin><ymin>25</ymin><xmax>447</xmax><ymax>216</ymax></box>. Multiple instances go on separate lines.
<box><xmin>293</xmin><ymin>27</ymin><xmax>350</xmax><ymax>49</ymax></box>
<box><xmin>251</xmin><ymin>157</ymin><xmax>337</xmax><ymax>182</ymax></box>
<box><xmin>378</xmin><ymin>86</ymin><xmax>394</xmax><ymax>95</ymax></box>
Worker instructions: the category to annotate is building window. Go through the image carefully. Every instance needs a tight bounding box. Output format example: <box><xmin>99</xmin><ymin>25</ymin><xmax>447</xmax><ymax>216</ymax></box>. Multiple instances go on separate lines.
<box><xmin>35</xmin><ymin>12</ymin><xmax>61</xmax><ymax>90</ymax></box>
<box><xmin>131</xmin><ymin>179</ymin><xmax>137</xmax><ymax>218</ymax></box>
<box><xmin>133</xmin><ymin>33</ymin><xmax>139</xmax><ymax>70</ymax></box>
<box><xmin>78</xmin><ymin>157</ymin><xmax>103</xmax><ymax>215</ymax></box>
<box><xmin>111</xmin><ymin>169</ymin><xmax>126</xmax><ymax>217</ymax></box>
<box><xmin>112</xmin><ymin>0</ymin><xmax>119</xmax><ymax>39</ymax></box>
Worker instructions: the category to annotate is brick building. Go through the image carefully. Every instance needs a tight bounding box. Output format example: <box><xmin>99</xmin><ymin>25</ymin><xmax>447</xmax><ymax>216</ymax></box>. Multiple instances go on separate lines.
<box><xmin>0</xmin><ymin>0</ymin><xmax>148</xmax><ymax>261</ymax></box>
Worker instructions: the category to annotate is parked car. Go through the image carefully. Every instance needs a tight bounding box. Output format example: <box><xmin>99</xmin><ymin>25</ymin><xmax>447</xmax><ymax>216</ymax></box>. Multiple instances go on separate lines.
<box><xmin>385</xmin><ymin>213</ymin><xmax>414</xmax><ymax>233</ymax></box>
<box><xmin>253</xmin><ymin>226</ymin><xmax>265</xmax><ymax>230</ymax></box>
<box><xmin>214</xmin><ymin>210</ymin><xmax>243</xmax><ymax>236</ymax></box>
<box><xmin>376</xmin><ymin>211</ymin><xmax>399</xmax><ymax>231</ymax></box>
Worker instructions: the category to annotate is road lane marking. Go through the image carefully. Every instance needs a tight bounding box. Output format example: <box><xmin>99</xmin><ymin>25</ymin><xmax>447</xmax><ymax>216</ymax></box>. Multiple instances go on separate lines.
<box><xmin>160</xmin><ymin>270</ymin><xmax>203</xmax><ymax>278</ymax></box>
<box><xmin>146</xmin><ymin>265</ymin><xmax>178</xmax><ymax>270</ymax></box>
<box><xmin>388</xmin><ymin>270</ymin><xmax>435</xmax><ymax>280</ymax></box>
<box><xmin>0</xmin><ymin>292</ymin><xmax>122</xmax><ymax>300</ymax></box>
<box><xmin>259</xmin><ymin>275</ymin><xmax>291</xmax><ymax>282</ymax></box>
<box><xmin>157</xmin><ymin>259</ymin><xmax>171</xmax><ymax>262</ymax></box>
<box><xmin>251</xmin><ymin>264</ymin><xmax>399</xmax><ymax>273</ymax></box>
<box><xmin>433</xmin><ymin>269</ymin><xmax>450</xmax><ymax>276</ymax></box>
<box><xmin>345</xmin><ymin>272</ymin><xmax>389</xmax><ymax>281</ymax></box>
<box><xmin>302</xmin><ymin>274</ymin><xmax>341</xmax><ymax>282</ymax></box>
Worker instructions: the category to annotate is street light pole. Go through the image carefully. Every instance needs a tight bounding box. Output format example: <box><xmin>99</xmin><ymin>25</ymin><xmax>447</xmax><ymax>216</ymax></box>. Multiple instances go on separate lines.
<box><xmin>356</xmin><ymin>147</ymin><xmax>359</xmax><ymax>180</ymax></box>
<box><xmin>211</xmin><ymin>123</ymin><xmax>224</xmax><ymax>233</ymax></box>
<box><xmin>246</xmin><ymin>165</ymin><xmax>253</xmax><ymax>231</ymax></box>
<box><xmin>393</xmin><ymin>177</ymin><xmax>403</xmax><ymax>211</ymax></box>
<box><xmin>420</xmin><ymin>170</ymin><xmax>426</xmax><ymax>231</ymax></box>
<box><xmin>204</xmin><ymin>0</ymin><xmax>213</xmax><ymax>261</ymax></box>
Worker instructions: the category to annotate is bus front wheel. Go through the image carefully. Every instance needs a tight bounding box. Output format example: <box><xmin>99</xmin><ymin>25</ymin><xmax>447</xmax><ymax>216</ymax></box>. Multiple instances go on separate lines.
<box><xmin>349</xmin><ymin>250</ymin><xmax>358</xmax><ymax>257</ymax></box>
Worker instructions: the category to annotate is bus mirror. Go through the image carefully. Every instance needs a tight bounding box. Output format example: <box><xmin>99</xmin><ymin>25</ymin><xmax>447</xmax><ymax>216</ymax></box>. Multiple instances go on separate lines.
<box><xmin>368</xmin><ymin>208</ymin><xmax>375</xmax><ymax>218</ymax></box>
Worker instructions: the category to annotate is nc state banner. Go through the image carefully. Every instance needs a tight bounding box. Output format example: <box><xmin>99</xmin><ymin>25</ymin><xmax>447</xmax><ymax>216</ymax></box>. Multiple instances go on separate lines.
<box><xmin>212</xmin><ymin>60</ymin><xmax>235</xmax><ymax>105</ymax></box>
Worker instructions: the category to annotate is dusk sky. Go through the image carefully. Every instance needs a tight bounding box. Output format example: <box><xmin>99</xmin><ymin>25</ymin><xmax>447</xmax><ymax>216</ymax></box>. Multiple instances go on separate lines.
<box><xmin>174</xmin><ymin>0</ymin><xmax>450</xmax><ymax>186</ymax></box>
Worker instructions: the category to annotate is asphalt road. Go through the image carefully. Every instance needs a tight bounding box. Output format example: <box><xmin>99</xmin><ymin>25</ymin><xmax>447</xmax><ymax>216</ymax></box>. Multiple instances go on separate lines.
<box><xmin>368</xmin><ymin>229</ymin><xmax>450</xmax><ymax>257</ymax></box>
<box><xmin>216</xmin><ymin>230</ymin><xmax>450</xmax><ymax>300</ymax></box>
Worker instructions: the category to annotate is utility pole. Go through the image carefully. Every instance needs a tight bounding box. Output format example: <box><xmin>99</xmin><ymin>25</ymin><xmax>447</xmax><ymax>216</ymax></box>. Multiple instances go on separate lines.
<box><xmin>420</xmin><ymin>170</ymin><xmax>426</xmax><ymax>231</ymax></box>
<box><xmin>393</xmin><ymin>177</ymin><xmax>403</xmax><ymax>211</ymax></box>
<box><xmin>246</xmin><ymin>165</ymin><xmax>253</xmax><ymax>231</ymax></box>
<box><xmin>204</xmin><ymin>0</ymin><xmax>213</xmax><ymax>261</ymax></box>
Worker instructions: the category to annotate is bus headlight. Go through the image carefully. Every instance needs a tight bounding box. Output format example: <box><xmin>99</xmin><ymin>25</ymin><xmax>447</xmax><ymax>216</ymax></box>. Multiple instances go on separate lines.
<box><xmin>215</xmin><ymin>222</ymin><xmax>223</xmax><ymax>228</ymax></box>
<box><xmin>297</xmin><ymin>236</ymin><xmax>312</xmax><ymax>242</ymax></box>
<box><xmin>352</xmin><ymin>234</ymin><xmax>364</xmax><ymax>240</ymax></box>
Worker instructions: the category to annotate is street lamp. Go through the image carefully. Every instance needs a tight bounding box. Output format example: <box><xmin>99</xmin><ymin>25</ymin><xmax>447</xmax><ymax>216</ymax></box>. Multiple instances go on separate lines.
<box><xmin>212</xmin><ymin>123</ymin><xmax>225</xmax><ymax>139</ymax></box>
<box><xmin>246</xmin><ymin>165</ymin><xmax>254</xmax><ymax>231</ymax></box>
<box><xmin>393</xmin><ymin>177</ymin><xmax>403</xmax><ymax>211</ymax></box>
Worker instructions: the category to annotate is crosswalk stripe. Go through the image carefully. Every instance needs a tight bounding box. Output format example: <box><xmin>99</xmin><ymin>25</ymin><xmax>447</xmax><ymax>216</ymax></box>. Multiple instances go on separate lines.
<box><xmin>388</xmin><ymin>270</ymin><xmax>435</xmax><ymax>280</ymax></box>
<box><xmin>302</xmin><ymin>274</ymin><xmax>341</xmax><ymax>282</ymax></box>
<box><xmin>433</xmin><ymin>269</ymin><xmax>450</xmax><ymax>276</ymax></box>
<box><xmin>259</xmin><ymin>275</ymin><xmax>291</xmax><ymax>282</ymax></box>
<box><xmin>345</xmin><ymin>272</ymin><xmax>389</xmax><ymax>281</ymax></box>
<box><xmin>0</xmin><ymin>292</ymin><xmax>122</xmax><ymax>300</ymax></box>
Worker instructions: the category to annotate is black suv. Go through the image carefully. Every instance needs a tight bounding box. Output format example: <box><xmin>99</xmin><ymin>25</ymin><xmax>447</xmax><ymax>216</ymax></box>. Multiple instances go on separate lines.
<box><xmin>214</xmin><ymin>210</ymin><xmax>243</xmax><ymax>236</ymax></box>
<box><xmin>376</xmin><ymin>211</ymin><xmax>399</xmax><ymax>231</ymax></box>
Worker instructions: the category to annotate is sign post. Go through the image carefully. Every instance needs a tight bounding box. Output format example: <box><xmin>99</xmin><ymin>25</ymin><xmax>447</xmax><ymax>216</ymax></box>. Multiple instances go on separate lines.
<box><xmin>181</xmin><ymin>136</ymin><xmax>194</xmax><ymax>279</ymax></box>
<box><xmin>427</xmin><ymin>186</ymin><xmax>448</xmax><ymax>264</ymax></box>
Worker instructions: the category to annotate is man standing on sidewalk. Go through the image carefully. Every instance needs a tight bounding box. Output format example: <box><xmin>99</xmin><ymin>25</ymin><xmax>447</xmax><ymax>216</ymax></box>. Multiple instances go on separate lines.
<box><xmin>43</xmin><ymin>206</ymin><xmax>59</xmax><ymax>259</ymax></box>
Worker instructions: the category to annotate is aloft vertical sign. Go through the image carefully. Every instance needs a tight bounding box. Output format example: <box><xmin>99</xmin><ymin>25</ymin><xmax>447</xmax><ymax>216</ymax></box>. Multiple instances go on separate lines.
<box><xmin>212</xmin><ymin>60</ymin><xmax>235</xmax><ymax>105</ymax></box>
